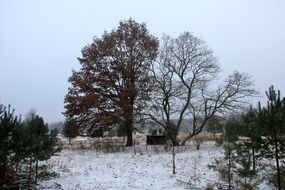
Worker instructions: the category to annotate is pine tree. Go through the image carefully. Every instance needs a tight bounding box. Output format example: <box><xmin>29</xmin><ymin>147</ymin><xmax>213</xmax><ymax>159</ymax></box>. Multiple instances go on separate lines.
<box><xmin>63</xmin><ymin>118</ymin><xmax>79</xmax><ymax>144</ymax></box>
<box><xmin>11</xmin><ymin>121</ymin><xmax>27</xmax><ymax>183</ymax></box>
<box><xmin>219</xmin><ymin>115</ymin><xmax>259</xmax><ymax>189</ymax></box>
<box><xmin>221</xmin><ymin>107</ymin><xmax>263</xmax><ymax>189</ymax></box>
<box><xmin>210</xmin><ymin>86</ymin><xmax>285</xmax><ymax>189</ymax></box>
<box><xmin>258</xmin><ymin>86</ymin><xmax>285</xmax><ymax>190</ymax></box>
<box><xmin>0</xmin><ymin>105</ymin><xmax>58</xmax><ymax>188</ymax></box>
<box><xmin>223</xmin><ymin>117</ymin><xmax>240</xmax><ymax>190</ymax></box>
<box><xmin>0</xmin><ymin>105</ymin><xmax>21</xmax><ymax>187</ymax></box>
<box><xmin>233</xmin><ymin>141</ymin><xmax>258</xmax><ymax>189</ymax></box>
<box><xmin>24</xmin><ymin>115</ymin><xmax>59</xmax><ymax>183</ymax></box>
<box><xmin>240</xmin><ymin>107</ymin><xmax>262</xmax><ymax>173</ymax></box>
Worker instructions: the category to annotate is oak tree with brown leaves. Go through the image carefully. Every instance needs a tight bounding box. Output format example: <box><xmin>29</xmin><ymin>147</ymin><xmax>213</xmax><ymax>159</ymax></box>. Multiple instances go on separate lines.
<box><xmin>64</xmin><ymin>19</ymin><xmax>158</xmax><ymax>146</ymax></box>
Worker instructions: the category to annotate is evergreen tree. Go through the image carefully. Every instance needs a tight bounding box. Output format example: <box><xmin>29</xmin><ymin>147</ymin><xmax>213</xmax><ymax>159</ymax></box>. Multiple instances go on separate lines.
<box><xmin>210</xmin><ymin>86</ymin><xmax>285</xmax><ymax>189</ymax></box>
<box><xmin>240</xmin><ymin>107</ymin><xmax>262</xmax><ymax>173</ymax></box>
<box><xmin>233</xmin><ymin>141</ymin><xmax>258</xmax><ymax>189</ymax></box>
<box><xmin>11</xmin><ymin>121</ymin><xmax>27</xmax><ymax>182</ymax></box>
<box><xmin>223</xmin><ymin>117</ymin><xmax>240</xmax><ymax>190</ymax></box>
<box><xmin>63</xmin><ymin>118</ymin><xmax>79</xmax><ymax>144</ymax></box>
<box><xmin>258</xmin><ymin>86</ymin><xmax>285</xmax><ymax>190</ymax></box>
<box><xmin>211</xmin><ymin>115</ymin><xmax>259</xmax><ymax>189</ymax></box>
<box><xmin>24</xmin><ymin>115</ymin><xmax>59</xmax><ymax>183</ymax></box>
<box><xmin>0</xmin><ymin>105</ymin><xmax>58</xmax><ymax>188</ymax></box>
<box><xmin>0</xmin><ymin>105</ymin><xmax>21</xmax><ymax>187</ymax></box>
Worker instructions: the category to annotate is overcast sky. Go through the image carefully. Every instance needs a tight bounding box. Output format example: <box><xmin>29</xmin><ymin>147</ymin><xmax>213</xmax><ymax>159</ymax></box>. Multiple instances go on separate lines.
<box><xmin>0</xmin><ymin>0</ymin><xmax>285</xmax><ymax>123</ymax></box>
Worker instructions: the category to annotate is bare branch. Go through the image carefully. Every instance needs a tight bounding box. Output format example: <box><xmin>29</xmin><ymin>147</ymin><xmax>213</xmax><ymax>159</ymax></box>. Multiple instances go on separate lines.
<box><xmin>147</xmin><ymin>32</ymin><xmax>257</xmax><ymax>145</ymax></box>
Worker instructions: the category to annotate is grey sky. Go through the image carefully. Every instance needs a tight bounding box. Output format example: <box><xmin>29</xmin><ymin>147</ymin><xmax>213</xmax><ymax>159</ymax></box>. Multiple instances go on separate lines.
<box><xmin>0</xmin><ymin>0</ymin><xmax>285</xmax><ymax>122</ymax></box>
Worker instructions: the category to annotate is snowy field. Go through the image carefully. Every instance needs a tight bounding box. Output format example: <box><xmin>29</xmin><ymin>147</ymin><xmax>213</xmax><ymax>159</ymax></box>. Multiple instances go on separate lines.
<box><xmin>37</xmin><ymin>142</ymin><xmax>270</xmax><ymax>190</ymax></box>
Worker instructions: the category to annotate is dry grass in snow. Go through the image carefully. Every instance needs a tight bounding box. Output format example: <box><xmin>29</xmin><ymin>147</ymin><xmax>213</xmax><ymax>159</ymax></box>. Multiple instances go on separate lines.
<box><xmin>38</xmin><ymin>142</ymin><xmax>226</xmax><ymax>190</ymax></box>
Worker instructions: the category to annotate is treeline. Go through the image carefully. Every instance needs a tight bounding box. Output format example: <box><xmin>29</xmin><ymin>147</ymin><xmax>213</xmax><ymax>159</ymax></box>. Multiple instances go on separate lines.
<box><xmin>0</xmin><ymin>105</ymin><xmax>59</xmax><ymax>189</ymax></box>
<box><xmin>210</xmin><ymin>86</ymin><xmax>285</xmax><ymax>190</ymax></box>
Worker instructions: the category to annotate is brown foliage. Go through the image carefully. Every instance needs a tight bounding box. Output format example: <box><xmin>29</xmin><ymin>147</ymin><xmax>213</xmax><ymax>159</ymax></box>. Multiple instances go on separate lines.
<box><xmin>64</xmin><ymin>19</ymin><xmax>158</xmax><ymax>145</ymax></box>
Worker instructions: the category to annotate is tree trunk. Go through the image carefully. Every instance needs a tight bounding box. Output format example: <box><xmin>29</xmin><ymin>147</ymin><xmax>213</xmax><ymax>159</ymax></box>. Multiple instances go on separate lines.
<box><xmin>15</xmin><ymin>161</ymin><xmax>19</xmax><ymax>183</ymax></box>
<box><xmin>125</xmin><ymin>116</ymin><xmax>133</xmax><ymax>146</ymax></box>
<box><xmin>228</xmin><ymin>143</ymin><xmax>232</xmax><ymax>190</ymax></box>
<box><xmin>28</xmin><ymin>156</ymin><xmax>32</xmax><ymax>190</ymax></box>
<box><xmin>133</xmin><ymin>139</ymin><xmax>136</xmax><ymax>155</ymax></box>
<box><xmin>172</xmin><ymin>145</ymin><xmax>176</xmax><ymax>174</ymax></box>
<box><xmin>274</xmin><ymin>133</ymin><xmax>281</xmax><ymax>190</ymax></box>
<box><xmin>252</xmin><ymin>147</ymin><xmax>256</xmax><ymax>173</ymax></box>
<box><xmin>35</xmin><ymin>159</ymin><xmax>38</xmax><ymax>183</ymax></box>
<box><xmin>196</xmin><ymin>142</ymin><xmax>201</xmax><ymax>150</ymax></box>
<box><xmin>170</xmin><ymin>136</ymin><xmax>180</xmax><ymax>146</ymax></box>
<box><xmin>0</xmin><ymin>160</ymin><xmax>7</xmax><ymax>187</ymax></box>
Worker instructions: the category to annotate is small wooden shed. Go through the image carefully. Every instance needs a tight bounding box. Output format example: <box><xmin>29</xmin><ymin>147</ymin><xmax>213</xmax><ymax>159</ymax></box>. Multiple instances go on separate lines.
<box><xmin>146</xmin><ymin>135</ymin><xmax>167</xmax><ymax>145</ymax></box>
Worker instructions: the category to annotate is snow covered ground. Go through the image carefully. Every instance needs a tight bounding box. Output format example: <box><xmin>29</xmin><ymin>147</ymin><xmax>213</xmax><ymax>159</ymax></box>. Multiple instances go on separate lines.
<box><xmin>37</xmin><ymin>142</ymin><xmax>270</xmax><ymax>190</ymax></box>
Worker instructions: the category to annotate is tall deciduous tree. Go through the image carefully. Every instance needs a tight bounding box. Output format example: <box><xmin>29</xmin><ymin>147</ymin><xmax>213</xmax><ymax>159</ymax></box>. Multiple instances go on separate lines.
<box><xmin>147</xmin><ymin>32</ymin><xmax>256</xmax><ymax>145</ymax></box>
<box><xmin>64</xmin><ymin>19</ymin><xmax>158</xmax><ymax>146</ymax></box>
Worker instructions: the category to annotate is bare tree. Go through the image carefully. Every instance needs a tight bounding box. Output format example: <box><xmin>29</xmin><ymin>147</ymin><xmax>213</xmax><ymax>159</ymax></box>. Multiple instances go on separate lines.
<box><xmin>147</xmin><ymin>32</ymin><xmax>257</xmax><ymax>146</ymax></box>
